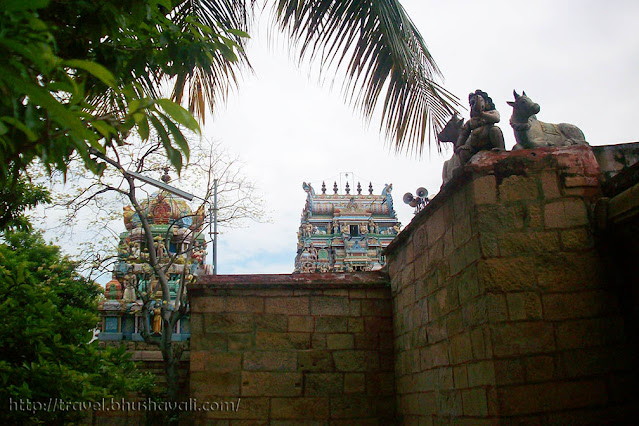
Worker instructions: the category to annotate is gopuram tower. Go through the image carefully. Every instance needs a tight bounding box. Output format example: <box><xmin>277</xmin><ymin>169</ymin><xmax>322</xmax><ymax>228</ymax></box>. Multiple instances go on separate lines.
<box><xmin>294</xmin><ymin>180</ymin><xmax>401</xmax><ymax>273</ymax></box>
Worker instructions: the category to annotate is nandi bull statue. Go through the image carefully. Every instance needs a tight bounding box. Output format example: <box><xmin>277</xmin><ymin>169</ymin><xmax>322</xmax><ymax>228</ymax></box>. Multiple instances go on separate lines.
<box><xmin>438</xmin><ymin>90</ymin><xmax>505</xmax><ymax>185</ymax></box>
<box><xmin>508</xmin><ymin>90</ymin><xmax>587</xmax><ymax>149</ymax></box>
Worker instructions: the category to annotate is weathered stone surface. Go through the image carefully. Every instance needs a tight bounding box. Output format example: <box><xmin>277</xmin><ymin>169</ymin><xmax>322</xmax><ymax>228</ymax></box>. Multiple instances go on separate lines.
<box><xmin>240</xmin><ymin>372</ymin><xmax>302</xmax><ymax>397</ymax></box>
<box><xmin>544</xmin><ymin>198</ymin><xmax>589</xmax><ymax>228</ymax></box>
<box><xmin>243</xmin><ymin>351</ymin><xmax>297</xmax><ymax>372</ymax></box>
<box><xmin>499</xmin><ymin>174</ymin><xmax>540</xmax><ymax>201</ymax></box>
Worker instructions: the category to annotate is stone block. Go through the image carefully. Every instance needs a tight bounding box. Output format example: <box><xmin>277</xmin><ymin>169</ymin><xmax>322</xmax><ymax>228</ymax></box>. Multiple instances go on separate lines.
<box><xmin>542</xmin><ymin>290</ymin><xmax>616</xmax><ymax>321</ymax></box>
<box><xmin>541</xmin><ymin>170</ymin><xmax>561</xmax><ymax>199</ymax></box>
<box><xmin>243</xmin><ymin>351</ymin><xmax>297</xmax><ymax>372</ymax></box>
<box><xmin>347</xmin><ymin>317</ymin><xmax>365</xmax><ymax>332</ymax></box>
<box><xmin>559</xmin><ymin>228</ymin><xmax>593</xmax><ymax>250</ymax></box>
<box><xmin>498</xmin><ymin>175</ymin><xmax>539</xmax><ymax>202</ymax></box>
<box><xmin>288</xmin><ymin>316</ymin><xmax>314</xmax><ymax>332</ymax></box>
<box><xmin>536</xmin><ymin>251</ymin><xmax>603</xmax><ymax>292</ymax></box>
<box><xmin>327</xmin><ymin>334</ymin><xmax>355</xmax><ymax>350</ymax></box>
<box><xmin>485</xmin><ymin>293</ymin><xmax>508</xmax><ymax>323</ymax></box>
<box><xmin>499</xmin><ymin>231</ymin><xmax>560</xmax><ymax>256</ymax></box>
<box><xmin>453</xmin><ymin>365</ymin><xmax>468</xmax><ymax>388</ymax></box>
<box><xmin>255</xmin><ymin>332</ymin><xmax>311</xmax><ymax>350</ymax></box>
<box><xmin>554</xmin><ymin>317</ymin><xmax>625</xmax><ymax>350</ymax></box>
<box><xmin>361</xmin><ymin>299</ymin><xmax>392</xmax><ymax>317</ymax></box>
<box><xmin>473</xmin><ymin>175</ymin><xmax>498</xmax><ymax>204</ymax></box>
<box><xmin>367</xmin><ymin>372</ymin><xmax>395</xmax><ymax>396</ymax></box>
<box><xmin>197</xmin><ymin>333</ymin><xmax>228</xmax><ymax>352</ymax></box>
<box><xmin>524</xmin><ymin>354</ymin><xmax>555</xmax><ymax>382</ymax></box>
<box><xmin>498</xmin><ymin>379</ymin><xmax>608</xmax><ymax>416</ymax></box>
<box><xmin>191</xmin><ymin>296</ymin><xmax>224</xmax><ymax>313</ymax></box>
<box><xmin>364</xmin><ymin>316</ymin><xmax>393</xmax><ymax>334</ymax></box>
<box><xmin>298</xmin><ymin>350</ymin><xmax>334</xmax><ymax>372</ymax></box>
<box><xmin>493</xmin><ymin>358</ymin><xmax>524</xmax><ymax>385</ymax></box>
<box><xmin>228</xmin><ymin>333</ymin><xmax>252</xmax><ymax>351</ymax></box>
<box><xmin>470</xmin><ymin>327</ymin><xmax>492</xmax><ymax>360</ymax></box>
<box><xmin>436</xmin><ymin>389</ymin><xmax>463</xmax><ymax>417</ymax></box>
<box><xmin>348</xmin><ymin>289</ymin><xmax>367</xmax><ymax>299</ymax></box>
<box><xmin>450</xmin><ymin>332</ymin><xmax>473</xmax><ymax>364</ymax></box>
<box><xmin>428</xmin><ymin>207</ymin><xmax>447</xmax><ymax>243</ymax></box>
<box><xmin>478</xmin><ymin>258</ymin><xmax>537</xmax><ymax>292</ymax></box>
<box><xmin>265</xmin><ymin>297</ymin><xmax>309</xmax><ymax>315</ymax></box>
<box><xmin>354</xmin><ymin>333</ymin><xmax>378</xmax><ymax>350</ymax></box>
<box><xmin>205</xmin><ymin>313</ymin><xmax>253</xmax><ymax>333</ymax></box>
<box><xmin>343</xmin><ymin>373</ymin><xmax>366</xmax><ymax>393</ymax></box>
<box><xmin>349</xmin><ymin>300</ymin><xmax>361</xmax><ymax>316</ymax></box>
<box><xmin>333</xmin><ymin>350</ymin><xmax>377</xmax><ymax>372</ymax></box>
<box><xmin>366</xmin><ymin>288</ymin><xmax>390</xmax><ymax>299</ymax></box>
<box><xmin>240</xmin><ymin>372</ymin><xmax>302</xmax><ymax>397</ymax></box>
<box><xmin>270</xmin><ymin>397</ymin><xmax>329</xmax><ymax>419</ymax></box>
<box><xmin>544</xmin><ymin>199</ymin><xmax>588</xmax><ymax>228</ymax></box>
<box><xmin>254</xmin><ymin>314</ymin><xmax>287</xmax><ymax>332</ymax></box>
<box><xmin>490</xmin><ymin>321</ymin><xmax>555</xmax><ymax>357</ymax></box>
<box><xmin>506</xmin><ymin>292</ymin><xmax>543</xmax><ymax>320</ymax></box>
<box><xmin>225</xmin><ymin>296</ymin><xmax>264</xmax><ymax>313</ymax></box>
<box><xmin>467</xmin><ymin>360</ymin><xmax>495</xmax><ymax>386</ymax></box>
<box><xmin>315</xmin><ymin>316</ymin><xmax>348</xmax><ymax>332</ymax></box>
<box><xmin>305</xmin><ymin>373</ymin><xmax>343</xmax><ymax>395</ymax></box>
<box><xmin>310</xmin><ymin>296</ymin><xmax>350</xmax><ymax>316</ymax></box>
<box><xmin>329</xmin><ymin>394</ymin><xmax>374</xmax><ymax>419</ymax></box>
<box><xmin>204</xmin><ymin>352</ymin><xmax>242</xmax><ymax>372</ymax></box>
<box><xmin>191</xmin><ymin>371</ymin><xmax>240</xmax><ymax>397</ymax></box>
<box><xmin>462</xmin><ymin>388</ymin><xmax>488</xmax><ymax>417</ymax></box>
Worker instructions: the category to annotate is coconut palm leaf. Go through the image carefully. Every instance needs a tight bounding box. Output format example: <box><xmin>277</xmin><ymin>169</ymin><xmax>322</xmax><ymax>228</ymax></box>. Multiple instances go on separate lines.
<box><xmin>273</xmin><ymin>0</ymin><xmax>460</xmax><ymax>152</ymax></box>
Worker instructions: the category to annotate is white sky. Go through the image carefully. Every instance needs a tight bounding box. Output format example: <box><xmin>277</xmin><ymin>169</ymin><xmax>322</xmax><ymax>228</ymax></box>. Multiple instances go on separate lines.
<box><xmin>205</xmin><ymin>0</ymin><xmax>639</xmax><ymax>274</ymax></box>
<box><xmin>40</xmin><ymin>0</ymin><xmax>639</xmax><ymax>279</ymax></box>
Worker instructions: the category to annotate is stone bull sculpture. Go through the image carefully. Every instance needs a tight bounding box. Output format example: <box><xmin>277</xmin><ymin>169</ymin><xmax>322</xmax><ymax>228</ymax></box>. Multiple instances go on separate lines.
<box><xmin>508</xmin><ymin>90</ymin><xmax>587</xmax><ymax>149</ymax></box>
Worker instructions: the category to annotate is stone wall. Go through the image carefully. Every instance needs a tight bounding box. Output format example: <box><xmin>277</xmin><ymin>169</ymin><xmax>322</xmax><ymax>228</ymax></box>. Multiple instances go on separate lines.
<box><xmin>188</xmin><ymin>272</ymin><xmax>395</xmax><ymax>423</ymax></box>
<box><xmin>385</xmin><ymin>145</ymin><xmax>636</xmax><ymax>424</ymax></box>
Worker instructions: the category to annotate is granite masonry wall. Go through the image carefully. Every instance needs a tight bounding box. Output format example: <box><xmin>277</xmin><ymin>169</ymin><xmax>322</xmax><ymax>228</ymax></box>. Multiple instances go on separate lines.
<box><xmin>188</xmin><ymin>273</ymin><xmax>395</xmax><ymax>424</ymax></box>
<box><xmin>385</xmin><ymin>145</ymin><xmax>637</xmax><ymax>424</ymax></box>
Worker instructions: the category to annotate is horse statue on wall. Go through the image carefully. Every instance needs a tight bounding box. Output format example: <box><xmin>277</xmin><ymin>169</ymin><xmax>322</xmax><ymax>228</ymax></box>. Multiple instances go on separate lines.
<box><xmin>507</xmin><ymin>90</ymin><xmax>587</xmax><ymax>149</ymax></box>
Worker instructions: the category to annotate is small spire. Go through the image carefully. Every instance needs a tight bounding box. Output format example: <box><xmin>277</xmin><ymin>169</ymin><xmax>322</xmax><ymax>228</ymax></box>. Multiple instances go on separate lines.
<box><xmin>368</xmin><ymin>182</ymin><xmax>373</xmax><ymax>194</ymax></box>
<box><xmin>345</xmin><ymin>182</ymin><xmax>350</xmax><ymax>194</ymax></box>
<box><xmin>357</xmin><ymin>182</ymin><xmax>362</xmax><ymax>195</ymax></box>
<box><xmin>333</xmin><ymin>182</ymin><xmax>338</xmax><ymax>194</ymax></box>
<box><xmin>161</xmin><ymin>167</ymin><xmax>171</xmax><ymax>183</ymax></box>
<box><xmin>321</xmin><ymin>181</ymin><xmax>326</xmax><ymax>194</ymax></box>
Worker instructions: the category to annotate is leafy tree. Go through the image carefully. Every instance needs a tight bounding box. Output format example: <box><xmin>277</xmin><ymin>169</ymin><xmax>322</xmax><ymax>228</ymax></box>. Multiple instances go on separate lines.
<box><xmin>0</xmin><ymin>231</ymin><xmax>151</xmax><ymax>424</ymax></box>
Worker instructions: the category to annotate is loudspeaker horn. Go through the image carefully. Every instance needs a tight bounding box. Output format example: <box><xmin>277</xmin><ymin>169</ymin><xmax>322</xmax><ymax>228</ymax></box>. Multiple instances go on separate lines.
<box><xmin>403</xmin><ymin>192</ymin><xmax>414</xmax><ymax>204</ymax></box>
<box><xmin>416</xmin><ymin>187</ymin><xmax>428</xmax><ymax>198</ymax></box>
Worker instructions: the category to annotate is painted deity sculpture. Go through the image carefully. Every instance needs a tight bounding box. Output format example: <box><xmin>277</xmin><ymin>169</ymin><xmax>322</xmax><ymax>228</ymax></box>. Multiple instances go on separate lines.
<box><xmin>507</xmin><ymin>90</ymin><xmax>587</xmax><ymax>149</ymax></box>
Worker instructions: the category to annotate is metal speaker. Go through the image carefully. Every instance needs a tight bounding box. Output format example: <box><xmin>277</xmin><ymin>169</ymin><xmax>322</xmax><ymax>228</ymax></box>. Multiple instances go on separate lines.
<box><xmin>403</xmin><ymin>193</ymin><xmax>414</xmax><ymax>204</ymax></box>
<box><xmin>409</xmin><ymin>199</ymin><xmax>419</xmax><ymax>208</ymax></box>
<box><xmin>416</xmin><ymin>187</ymin><xmax>428</xmax><ymax>198</ymax></box>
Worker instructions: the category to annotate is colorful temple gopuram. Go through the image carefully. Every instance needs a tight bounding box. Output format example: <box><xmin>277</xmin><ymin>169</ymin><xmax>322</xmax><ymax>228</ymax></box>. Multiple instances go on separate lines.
<box><xmin>98</xmin><ymin>174</ymin><xmax>210</xmax><ymax>342</ymax></box>
<box><xmin>294</xmin><ymin>180</ymin><xmax>401</xmax><ymax>273</ymax></box>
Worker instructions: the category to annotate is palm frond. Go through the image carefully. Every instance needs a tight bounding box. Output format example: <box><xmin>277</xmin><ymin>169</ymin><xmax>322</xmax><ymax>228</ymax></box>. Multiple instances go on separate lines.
<box><xmin>274</xmin><ymin>0</ymin><xmax>460</xmax><ymax>153</ymax></box>
<box><xmin>168</xmin><ymin>0</ymin><xmax>256</xmax><ymax>122</ymax></box>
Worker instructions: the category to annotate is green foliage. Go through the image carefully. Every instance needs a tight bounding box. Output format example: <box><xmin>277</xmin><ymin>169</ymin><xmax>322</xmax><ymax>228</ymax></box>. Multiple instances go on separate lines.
<box><xmin>0</xmin><ymin>231</ymin><xmax>152</xmax><ymax>424</ymax></box>
<box><xmin>0</xmin><ymin>0</ymin><xmax>249</xmax><ymax>186</ymax></box>
<box><xmin>0</xmin><ymin>177</ymin><xmax>50</xmax><ymax>233</ymax></box>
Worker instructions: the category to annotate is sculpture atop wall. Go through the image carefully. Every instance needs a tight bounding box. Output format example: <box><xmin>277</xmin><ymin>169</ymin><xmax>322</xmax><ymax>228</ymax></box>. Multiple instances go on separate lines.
<box><xmin>508</xmin><ymin>90</ymin><xmax>587</xmax><ymax>149</ymax></box>
<box><xmin>439</xmin><ymin>90</ymin><xmax>504</xmax><ymax>185</ymax></box>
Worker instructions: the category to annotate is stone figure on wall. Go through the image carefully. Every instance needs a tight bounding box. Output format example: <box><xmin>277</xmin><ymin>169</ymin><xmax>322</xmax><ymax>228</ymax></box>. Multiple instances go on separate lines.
<box><xmin>455</xmin><ymin>90</ymin><xmax>505</xmax><ymax>164</ymax></box>
<box><xmin>507</xmin><ymin>90</ymin><xmax>587</xmax><ymax>149</ymax></box>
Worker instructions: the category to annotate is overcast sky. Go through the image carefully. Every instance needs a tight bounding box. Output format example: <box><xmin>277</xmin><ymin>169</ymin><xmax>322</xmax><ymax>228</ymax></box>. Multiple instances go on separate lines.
<box><xmin>201</xmin><ymin>0</ymin><xmax>639</xmax><ymax>274</ymax></box>
<box><xmin>41</xmin><ymin>0</ymin><xmax>639</xmax><ymax>279</ymax></box>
